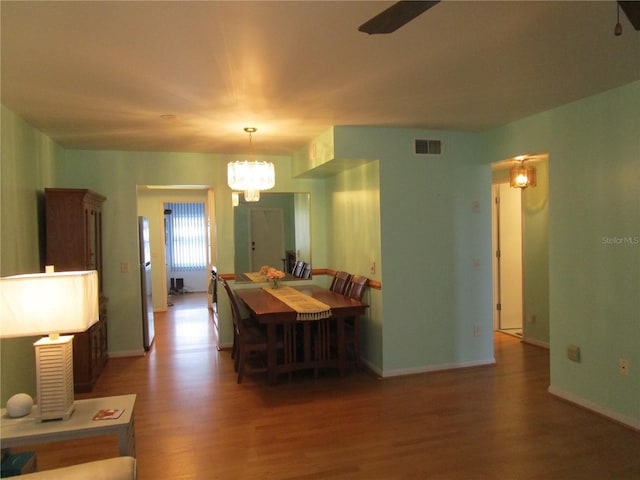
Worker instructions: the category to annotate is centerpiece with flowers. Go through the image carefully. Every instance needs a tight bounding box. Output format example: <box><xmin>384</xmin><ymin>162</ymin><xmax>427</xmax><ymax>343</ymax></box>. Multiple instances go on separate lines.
<box><xmin>264</xmin><ymin>266</ymin><xmax>285</xmax><ymax>289</ymax></box>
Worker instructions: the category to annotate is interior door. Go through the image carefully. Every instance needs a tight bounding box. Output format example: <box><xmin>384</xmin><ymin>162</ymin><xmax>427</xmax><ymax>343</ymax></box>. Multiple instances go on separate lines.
<box><xmin>495</xmin><ymin>183</ymin><xmax>523</xmax><ymax>331</ymax></box>
<box><xmin>250</xmin><ymin>208</ymin><xmax>285</xmax><ymax>270</ymax></box>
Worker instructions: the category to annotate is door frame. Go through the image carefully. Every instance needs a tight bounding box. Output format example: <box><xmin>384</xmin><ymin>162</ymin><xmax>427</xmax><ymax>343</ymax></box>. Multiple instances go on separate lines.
<box><xmin>492</xmin><ymin>181</ymin><xmax>524</xmax><ymax>334</ymax></box>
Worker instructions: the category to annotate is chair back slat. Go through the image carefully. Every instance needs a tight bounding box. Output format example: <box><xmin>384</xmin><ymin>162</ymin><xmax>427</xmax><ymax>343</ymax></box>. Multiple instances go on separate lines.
<box><xmin>292</xmin><ymin>261</ymin><xmax>304</xmax><ymax>277</ymax></box>
<box><xmin>330</xmin><ymin>271</ymin><xmax>352</xmax><ymax>294</ymax></box>
<box><xmin>345</xmin><ymin>275</ymin><xmax>369</xmax><ymax>301</ymax></box>
<box><xmin>220</xmin><ymin>277</ymin><xmax>243</xmax><ymax>334</ymax></box>
<box><xmin>301</xmin><ymin>263</ymin><xmax>312</xmax><ymax>279</ymax></box>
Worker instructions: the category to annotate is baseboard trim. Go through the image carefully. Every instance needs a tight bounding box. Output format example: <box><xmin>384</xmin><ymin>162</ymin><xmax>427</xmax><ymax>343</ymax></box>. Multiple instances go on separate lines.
<box><xmin>108</xmin><ymin>349</ymin><xmax>145</xmax><ymax>358</ymax></box>
<box><xmin>359</xmin><ymin>358</ymin><xmax>383</xmax><ymax>377</ymax></box>
<box><xmin>522</xmin><ymin>337</ymin><xmax>549</xmax><ymax>349</ymax></box>
<box><xmin>372</xmin><ymin>357</ymin><xmax>496</xmax><ymax>379</ymax></box>
<box><xmin>548</xmin><ymin>385</ymin><xmax>640</xmax><ymax>432</ymax></box>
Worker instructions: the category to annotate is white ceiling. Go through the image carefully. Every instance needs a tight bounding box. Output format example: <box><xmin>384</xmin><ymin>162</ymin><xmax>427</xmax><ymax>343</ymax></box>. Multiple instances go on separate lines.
<box><xmin>1</xmin><ymin>1</ymin><xmax>638</xmax><ymax>156</ymax></box>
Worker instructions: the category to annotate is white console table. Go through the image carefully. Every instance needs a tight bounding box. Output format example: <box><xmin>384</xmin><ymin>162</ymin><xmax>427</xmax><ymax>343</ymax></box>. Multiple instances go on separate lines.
<box><xmin>0</xmin><ymin>394</ymin><xmax>136</xmax><ymax>457</ymax></box>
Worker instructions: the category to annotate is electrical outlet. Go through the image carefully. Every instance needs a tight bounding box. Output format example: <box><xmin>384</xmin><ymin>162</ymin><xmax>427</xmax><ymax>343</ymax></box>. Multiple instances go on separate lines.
<box><xmin>619</xmin><ymin>358</ymin><xmax>629</xmax><ymax>376</ymax></box>
<box><xmin>120</xmin><ymin>262</ymin><xmax>129</xmax><ymax>273</ymax></box>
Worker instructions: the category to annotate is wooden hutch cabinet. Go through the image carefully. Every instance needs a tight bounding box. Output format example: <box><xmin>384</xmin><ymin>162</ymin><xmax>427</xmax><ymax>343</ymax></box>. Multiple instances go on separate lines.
<box><xmin>45</xmin><ymin>188</ymin><xmax>108</xmax><ymax>392</ymax></box>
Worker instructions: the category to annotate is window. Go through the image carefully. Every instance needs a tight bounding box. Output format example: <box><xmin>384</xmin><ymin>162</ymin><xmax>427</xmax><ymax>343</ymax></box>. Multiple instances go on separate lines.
<box><xmin>166</xmin><ymin>202</ymin><xmax>207</xmax><ymax>271</ymax></box>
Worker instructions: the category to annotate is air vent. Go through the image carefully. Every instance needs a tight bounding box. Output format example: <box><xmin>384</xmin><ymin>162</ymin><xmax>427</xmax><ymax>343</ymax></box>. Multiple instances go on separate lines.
<box><xmin>415</xmin><ymin>139</ymin><xmax>442</xmax><ymax>155</ymax></box>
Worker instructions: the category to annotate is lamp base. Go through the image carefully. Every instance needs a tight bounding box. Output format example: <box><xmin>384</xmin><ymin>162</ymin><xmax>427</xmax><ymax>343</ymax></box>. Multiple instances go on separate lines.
<box><xmin>36</xmin><ymin>403</ymin><xmax>75</xmax><ymax>422</ymax></box>
<box><xmin>34</xmin><ymin>335</ymin><xmax>76</xmax><ymax>422</ymax></box>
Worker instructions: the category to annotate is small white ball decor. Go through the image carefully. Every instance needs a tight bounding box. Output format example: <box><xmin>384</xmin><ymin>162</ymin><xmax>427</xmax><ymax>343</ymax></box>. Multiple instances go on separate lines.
<box><xmin>6</xmin><ymin>393</ymin><xmax>33</xmax><ymax>418</ymax></box>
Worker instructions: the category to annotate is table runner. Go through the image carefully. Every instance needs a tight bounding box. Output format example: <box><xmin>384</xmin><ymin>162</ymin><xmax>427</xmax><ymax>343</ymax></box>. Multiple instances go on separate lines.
<box><xmin>262</xmin><ymin>286</ymin><xmax>332</xmax><ymax>321</ymax></box>
<box><xmin>244</xmin><ymin>272</ymin><xmax>267</xmax><ymax>282</ymax></box>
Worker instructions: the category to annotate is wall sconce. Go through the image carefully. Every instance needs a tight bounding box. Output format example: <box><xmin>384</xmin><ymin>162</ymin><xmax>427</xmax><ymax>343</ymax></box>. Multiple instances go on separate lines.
<box><xmin>0</xmin><ymin>269</ymin><xmax>99</xmax><ymax>421</ymax></box>
<box><xmin>510</xmin><ymin>161</ymin><xmax>537</xmax><ymax>189</ymax></box>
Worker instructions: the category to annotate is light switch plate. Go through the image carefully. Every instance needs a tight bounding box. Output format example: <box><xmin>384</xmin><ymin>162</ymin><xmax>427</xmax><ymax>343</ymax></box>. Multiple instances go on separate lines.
<box><xmin>567</xmin><ymin>345</ymin><xmax>580</xmax><ymax>362</ymax></box>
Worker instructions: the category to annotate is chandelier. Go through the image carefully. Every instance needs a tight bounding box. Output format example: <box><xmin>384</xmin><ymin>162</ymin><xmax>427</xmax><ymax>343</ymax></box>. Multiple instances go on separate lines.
<box><xmin>510</xmin><ymin>157</ymin><xmax>536</xmax><ymax>189</ymax></box>
<box><xmin>227</xmin><ymin>128</ymin><xmax>275</xmax><ymax>202</ymax></box>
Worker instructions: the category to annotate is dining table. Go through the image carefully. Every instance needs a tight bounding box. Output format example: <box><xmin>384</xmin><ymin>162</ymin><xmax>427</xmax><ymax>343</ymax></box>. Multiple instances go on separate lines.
<box><xmin>234</xmin><ymin>285</ymin><xmax>368</xmax><ymax>384</ymax></box>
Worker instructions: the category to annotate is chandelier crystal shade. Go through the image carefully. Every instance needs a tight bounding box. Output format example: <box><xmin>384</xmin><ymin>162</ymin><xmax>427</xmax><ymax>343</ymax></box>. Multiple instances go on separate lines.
<box><xmin>227</xmin><ymin>160</ymin><xmax>275</xmax><ymax>194</ymax></box>
<box><xmin>227</xmin><ymin>127</ymin><xmax>275</xmax><ymax>202</ymax></box>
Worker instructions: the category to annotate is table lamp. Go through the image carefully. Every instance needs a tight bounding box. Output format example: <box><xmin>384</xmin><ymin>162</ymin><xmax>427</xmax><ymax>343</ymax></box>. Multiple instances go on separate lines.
<box><xmin>0</xmin><ymin>269</ymin><xmax>99</xmax><ymax>421</ymax></box>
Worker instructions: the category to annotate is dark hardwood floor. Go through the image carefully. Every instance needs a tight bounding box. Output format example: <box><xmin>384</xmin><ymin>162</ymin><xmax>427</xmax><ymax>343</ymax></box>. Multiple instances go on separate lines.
<box><xmin>18</xmin><ymin>293</ymin><xmax>640</xmax><ymax>479</ymax></box>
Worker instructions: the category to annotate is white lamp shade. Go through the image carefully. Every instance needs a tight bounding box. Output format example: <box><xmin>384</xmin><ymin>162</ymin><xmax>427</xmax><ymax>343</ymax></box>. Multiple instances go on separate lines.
<box><xmin>0</xmin><ymin>270</ymin><xmax>99</xmax><ymax>338</ymax></box>
<box><xmin>227</xmin><ymin>160</ymin><xmax>275</xmax><ymax>192</ymax></box>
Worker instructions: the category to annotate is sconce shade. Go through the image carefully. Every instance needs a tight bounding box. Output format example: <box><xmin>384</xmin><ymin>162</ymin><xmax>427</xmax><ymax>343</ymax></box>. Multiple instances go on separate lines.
<box><xmin>0</xmin><ymin>270</ymin><xmax>99</xmax><ymax>338</ymax></box>
<box><xmin>509</xmin><ymin>164</ymin><xmax>537</xmax><ymax>189</ymax></box>
<box><xmin>227</xmin><ymin>160</ymin><xmax>275</xmax><ymax>202</ymax></box>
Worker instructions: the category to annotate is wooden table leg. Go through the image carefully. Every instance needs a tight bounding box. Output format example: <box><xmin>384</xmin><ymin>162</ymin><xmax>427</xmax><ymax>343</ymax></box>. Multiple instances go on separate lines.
<box><xmin>303</xmin><ymin>322</ymin><xmax>312</xmax><ymax>364</ymax></box>
<box><xmin>267</xmin><ymin>323</ymin><xmax>278</xmax><ymax>385</ymax></box>
<box><xmin>118</xmin><ymin>411</ymin><xmax>136</xmax><ymax>457</ymax></box>
<box><xmin>337</xmin><ymin>317</ymin><xmax>346</xmax><ymax>377</ymax></box>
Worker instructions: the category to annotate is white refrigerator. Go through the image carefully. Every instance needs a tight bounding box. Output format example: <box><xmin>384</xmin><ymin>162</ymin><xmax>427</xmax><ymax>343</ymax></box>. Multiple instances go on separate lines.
<box><xmin>138</xmin><ymin>216</ymin><xmax>155</xmax><ymax>350</ymax></box>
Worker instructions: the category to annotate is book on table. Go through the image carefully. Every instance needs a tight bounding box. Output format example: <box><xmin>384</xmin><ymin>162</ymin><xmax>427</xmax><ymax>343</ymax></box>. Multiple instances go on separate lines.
<box><xmin>93</xmin><ymin>408</ymin><xmax>124</xmax><ymax>420</ymax></box>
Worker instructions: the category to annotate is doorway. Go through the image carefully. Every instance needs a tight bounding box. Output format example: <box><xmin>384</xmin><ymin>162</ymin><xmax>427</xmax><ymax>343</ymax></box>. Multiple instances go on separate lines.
<box><xmin>249</xmin><ymin>208</ymin><xmax>285</xmax><ymax>271</ymax></box>
<box><xmin>136</xmin><ymin>186</ymin><xmax>216</xmax><ymax>313</ymax></box>
<box><xmin>493</xmin><ymin>182</ymin><xmax>523</xmax><ymax>337</ymax></box>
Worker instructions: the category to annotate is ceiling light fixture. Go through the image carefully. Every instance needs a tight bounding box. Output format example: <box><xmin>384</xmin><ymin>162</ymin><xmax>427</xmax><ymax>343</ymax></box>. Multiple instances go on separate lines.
<box><xmin>510</xmin><ymin>157</ymin><xmax>536</xmax><ymax>189</ymax></box>
<box><xmin>227</xmin><ymin>128</ymin><xmax>275</xmax><ymax>202</ymax></box>
<box><xmin>615</xmin><ymin>3</ymin><xmax>623</xmax><ymax>36</ymax></box>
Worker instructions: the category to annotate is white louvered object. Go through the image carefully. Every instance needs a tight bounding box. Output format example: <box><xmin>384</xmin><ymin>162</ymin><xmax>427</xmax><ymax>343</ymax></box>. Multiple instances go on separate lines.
<box><xmin>34</xmin><ymin>335</ymin><xmax>76</xmax><ymax>421</ymax></box>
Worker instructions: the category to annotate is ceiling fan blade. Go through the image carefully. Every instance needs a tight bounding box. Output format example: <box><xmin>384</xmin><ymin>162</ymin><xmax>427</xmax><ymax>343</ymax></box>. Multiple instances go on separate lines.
<box><xmin>619</xmin><ymin>1</ymin><xmax>640</xmax><ymax>30</ymax></box>
<box><xmin>358</xmin><ymin>1</ymin><xmax>439</xmax><ymax>35</ymax></box>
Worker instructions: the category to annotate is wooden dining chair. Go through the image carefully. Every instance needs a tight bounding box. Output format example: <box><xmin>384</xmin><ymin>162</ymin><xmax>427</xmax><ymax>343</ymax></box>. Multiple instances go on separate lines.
<box><xmin>292</xmin><ymin>260</ymin><xmax>304</xmax><ymax>277</ymax></box>
<box><xmin>343</xmin><ymin>275</ymin><xmax>369</xmax><ymax>367</ymax></box>
<box><xmin>344</xmin><ymin>275</ymin><xmax>369</xmax><ymax>302</ymax></box>
<box><xmin>301</xmin><ymin>263</ymin><xmax>312</xmax><ymax>279</ymax></box>
<box><xmin>329</xmin><ymin>271</ymin><xmax>351</xmax><ymax>295</ymax></box>
<box><xmin>219</xmin><ymin>277</ymin><xmax>269</xmax><ymax>383</ymax></box>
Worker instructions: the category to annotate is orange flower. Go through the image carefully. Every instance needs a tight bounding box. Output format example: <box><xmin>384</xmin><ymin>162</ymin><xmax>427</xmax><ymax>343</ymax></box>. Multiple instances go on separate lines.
<box><xmin>266</xmin><ymin>268</ymin><xmax>285</xmax><ymax>279</ymax></box>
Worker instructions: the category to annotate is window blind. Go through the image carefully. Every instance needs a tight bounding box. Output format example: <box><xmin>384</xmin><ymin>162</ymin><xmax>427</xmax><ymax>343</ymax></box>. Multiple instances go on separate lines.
<box><xmin>166</xmin><ymin>202</ymin><xmax>207</xmax><ymax>272</ymax></box>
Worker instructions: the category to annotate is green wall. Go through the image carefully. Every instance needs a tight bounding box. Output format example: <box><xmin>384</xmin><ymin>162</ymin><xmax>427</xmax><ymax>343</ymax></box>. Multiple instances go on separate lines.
<box><xmin>485</xmin><ymin>81</ymin><xmax>640</xmax><ymax>427</ymax></box>
<box><xmin>522</xmin><ymin>159</ymin><xmax>550</xmax><ymax>345</ymax></box>
<box><xmin>329</xmin><ymin>126</ymin><xmax>493</xmax><ymax>373</ymax></box>
<box><xmin>325</xmin><ymin>159</ymin><xmax>382</xmax><ymax>368</ymax></box>
<box><xmin>0</xmin><ymin>106</ymin><xmax>63</xmax><ymax>402</ymax></box>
